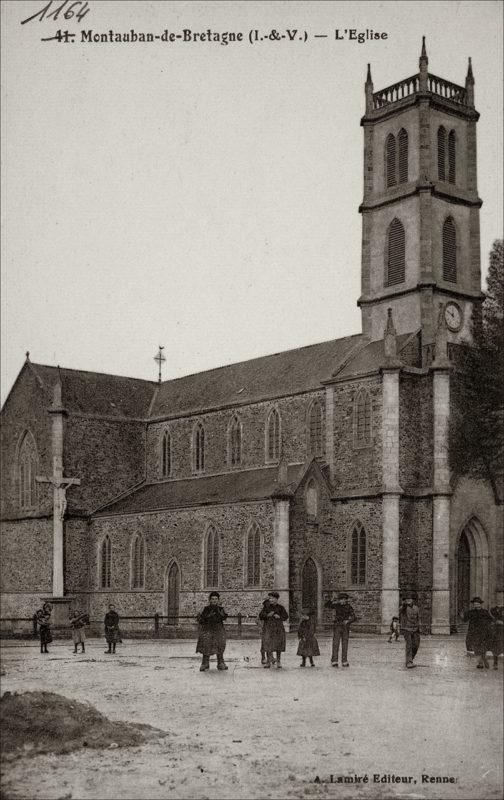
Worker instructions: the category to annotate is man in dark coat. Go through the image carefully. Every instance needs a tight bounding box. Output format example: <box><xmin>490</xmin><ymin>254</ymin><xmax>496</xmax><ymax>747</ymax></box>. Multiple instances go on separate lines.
<box><xmin>196</xmin><ymin>592</ymin><xmax>228</xmax><ymax>671</ymax></box>
<box><xmin>324</xmin><ymin>592</ymin><xmax>356</xmax><ymax>667</ymax></box>
<box><xmin>399</xmin><ymin>593</ymin><xmax>420</xmax><ymax>669</ymax></box>
<box><xmin>490</xmin><ymin>606</ymin><xmax>504</xmax><ymax>670</ymax></box>
<box><xmin>463</xmin><ymin>597</ymin><xmax>494</xmax><ymax>669</ymax></box>
<box><xmin>259</xmin><ymin>591</ymin><xmax>288</xmax><ymax>669</ymax></box>
<box><xmin>36</xmin><ymin>602</ymin><xmax>52</xmax><ymax>654</ymax></box>
<box><xmin>104</xmin><ymin>604</ymin><xmax>121</xmax><ymax>654</ymax></box>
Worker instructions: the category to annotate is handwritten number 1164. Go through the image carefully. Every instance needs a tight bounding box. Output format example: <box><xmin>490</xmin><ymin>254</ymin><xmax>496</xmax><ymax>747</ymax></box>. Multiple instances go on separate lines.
<box><xmin>21</xmin><ymin>0</ymin><xmax>90</xmax><ymax>26</ymax></box>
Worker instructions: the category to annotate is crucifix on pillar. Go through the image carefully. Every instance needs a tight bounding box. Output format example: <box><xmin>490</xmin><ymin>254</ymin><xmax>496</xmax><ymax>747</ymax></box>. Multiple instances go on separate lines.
<box><xmin>36</xmin><ymin>378</ymin><xmax>80</xmax><ymax>602</ymax></box>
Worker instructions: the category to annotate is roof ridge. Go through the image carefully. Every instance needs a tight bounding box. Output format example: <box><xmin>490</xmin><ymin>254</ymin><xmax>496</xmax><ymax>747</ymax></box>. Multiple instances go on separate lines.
<box><xmin>30</xmin><ymin>362</ymin><xmax>157</xmax><ymax>385</ymax></box>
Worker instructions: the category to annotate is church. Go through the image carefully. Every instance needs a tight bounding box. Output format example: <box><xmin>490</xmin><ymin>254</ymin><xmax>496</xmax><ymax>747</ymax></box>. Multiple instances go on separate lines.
<box><xmin>1</xmin><ymin>41</ymin><xmax>502</xmax><ymax>635</ymax></box>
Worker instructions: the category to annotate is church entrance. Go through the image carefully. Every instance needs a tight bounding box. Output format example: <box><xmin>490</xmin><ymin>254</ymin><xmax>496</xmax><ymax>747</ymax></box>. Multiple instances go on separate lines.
<box><xmin>166</xmin><ymin>561</ymin><xmax>180</xmax><ymax>624</ymax></box>
<box><xmin>455</xmin><ymin>518</ymin><xmax>490</xmax><ymax>618</ymax></box>
<box><xmin>301</xmin><ymin>558</ymin><xmax>319</xmax><ymax>619</ymax></box>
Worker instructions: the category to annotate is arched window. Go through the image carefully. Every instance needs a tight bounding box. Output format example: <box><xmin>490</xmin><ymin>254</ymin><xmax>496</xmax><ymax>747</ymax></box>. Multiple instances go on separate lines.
<box><xmin>350</xmin><ymin>521</ymin><xmax>367</xmax><ymax>586</ymax></box>
<box><xmin>204</xmin><ymin>526</ymin><xmax>219</xmax><ymax>588</ymax></box>
<box><xmin>385</xmin><ymin>133</ymin><xmax>397</xmax><ymax>188</ymax></box>
<box><xmin>131</xmin><ymin>534</ymin><xmax>145</xmax><ymax>589</ymax></box>
<box><xmin>161</xmin><ymin>430</ymin><xmax>171</xmax><ymax>478</ymax></box>
<box><xmin>386</xmin><ymin>218</ymin><xmax>405</xmax><ymax>286</ymax></box>
<box><xmin>305</xmin><ymin>479</ymin><xmax>318</xmax><ymax>518</ymax></box>
<box><xmin>354</xmin><ymin>390</ymin><xmax>372</xmax><ymax>447</ymax></box>
<box><xmin>448</xmin><ymin>130</ymin><xmax>456</xmax><ymax>184</ymax></box>
<box><xmin>266</xmin><ymin>408</ymin><xmax>281</xmax><ymax>463</ymax></box>
<box><xmin>246</xmin><ymin>523</ymin><xmax>261</xmax><ymax>587</ymax></box>
<box><xmin>398</xmin><ymin>128</ymin><xmax>408</xmax><ymax>184</ymax></box>
<box><xmin>308</xmin><ymin>400</ymin><xmax>324</xmax><ymax>457</ymax></box>
<box><xmin>193</xmin><ymin>422</ymin><xmax>205</xmax><ymax>472</ymax></box>
<box><xmin>100</xmin><ymin>535</ymin><xmax>112</xmax><ymax>589</ymax></box>
<box><xmin>437</xmin><ymin>126</ymin><xmax>446</xmax><ymax>181</ymax></box>
<box><xmin>17</xmin><ymin>432</ymin><xmax>38</xmax><ymax>509</ymax></box>
<box><xmin>442</xmin><ymin>216</ymin><xmax>457</xmax><ymax>282</ymax></box>
<box><xmin>228</xmin><ymin>416</ymin><xmax>242</xmax><ymax>467</ymax></box>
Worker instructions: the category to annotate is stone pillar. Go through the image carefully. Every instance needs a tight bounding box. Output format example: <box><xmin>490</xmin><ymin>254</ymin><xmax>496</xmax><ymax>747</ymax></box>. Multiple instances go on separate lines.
<box><xmin>431</xmin><ymin>364</ymin><xmax>451</xmax><ymax>634</ymax></box>
<box><xmin>381</xmin><ymin>367</ymin><xmax>402</xmax><ymax>632</ymax></box>
<box><xmin>273</xmin><ymin>499</ymin><xmax>290</xmax><ymax>626</ymax></box>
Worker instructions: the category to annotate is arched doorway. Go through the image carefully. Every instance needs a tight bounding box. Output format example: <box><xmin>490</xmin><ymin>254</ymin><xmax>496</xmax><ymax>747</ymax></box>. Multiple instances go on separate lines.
<box><xmin>456</xmin><ymin>518</ymin><xmax>490</xmax><ymax>617</ymax></box>
<box><xmin>301</xmin><ymin>558</ymin><xmax>319</xmax><ymax>618</ymax></box>
<box><xmin>166</xmin><ymin>561</ymin><xmax>180</xmax><ymax>624</ymax></box>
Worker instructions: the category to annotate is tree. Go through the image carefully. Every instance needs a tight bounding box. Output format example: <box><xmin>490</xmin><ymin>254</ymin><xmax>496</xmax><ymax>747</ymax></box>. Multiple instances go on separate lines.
<box><xmin>450</xmin><ymin>239</ymin><xmax>504</xmax><ymax>485</ymax></box>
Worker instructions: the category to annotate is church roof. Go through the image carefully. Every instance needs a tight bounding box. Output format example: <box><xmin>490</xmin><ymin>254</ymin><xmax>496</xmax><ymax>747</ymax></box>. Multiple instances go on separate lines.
<box><xmin>28</xmin><ymin>363</ymin><xmax>155</xmax><ymax>418</ymax></box>
<box><xmin>94</xmin><ymin>464</ymin><xmax>303</xmax><ymax>516</ymax></box>
<box><xmin>150</xmin><ymin>334</ymin><xmax>362</xmax><ymax>418</ymax></box>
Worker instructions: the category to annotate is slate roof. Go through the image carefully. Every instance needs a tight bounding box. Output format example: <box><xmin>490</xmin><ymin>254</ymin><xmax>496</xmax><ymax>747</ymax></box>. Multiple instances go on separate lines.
<box><xmin>333</xmin><ymin>332</ymin><xmax>418</xmax><ymax>380</ymax></box>
<box><xmin>150</xmin><ymin>334</ymin><xmax>363</xmax><ymax>418</ymax></box>
<box><xmin>94</xmin><ymin>464</ymin><xmax>304</xmax><ymax>516</ymax></box>
<box><xmin>29</xmin><ymin>363</ymin><xmax>156</xmax><ymax>419</ymax></box>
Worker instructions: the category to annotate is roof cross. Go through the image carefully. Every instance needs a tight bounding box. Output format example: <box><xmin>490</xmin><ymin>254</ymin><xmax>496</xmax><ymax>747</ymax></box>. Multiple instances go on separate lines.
<box><xmin>154</xmin><ymin>345</ymin><xmax>166</xmax><ymax>383</ymax></box>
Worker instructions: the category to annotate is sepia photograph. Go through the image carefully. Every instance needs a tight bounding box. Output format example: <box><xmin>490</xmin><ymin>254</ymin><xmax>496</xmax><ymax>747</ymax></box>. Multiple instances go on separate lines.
<box><xmin>1</xmin><ymin>1</ymin><xmax>503</xmax><ymax>798</ymax></box>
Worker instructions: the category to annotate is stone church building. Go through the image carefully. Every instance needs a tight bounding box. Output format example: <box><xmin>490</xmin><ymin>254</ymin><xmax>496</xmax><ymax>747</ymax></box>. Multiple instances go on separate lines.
<box><xmin>1</xmin><ymin>42</ymin><xmax>502</xmax><ymax>634</ymax></box>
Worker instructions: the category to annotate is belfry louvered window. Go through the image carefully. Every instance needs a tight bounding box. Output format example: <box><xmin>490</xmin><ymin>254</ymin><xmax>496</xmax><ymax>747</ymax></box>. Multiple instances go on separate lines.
<box><xmin>100</xmin><ymin>535</ymin><xmax>111</xmax><ymax>589</ymax></box>
<box><xmin>229</xmin><ymin>416</ymin><xmax>242</xmax><ymax>466</ymax></box>
<box><xmin>246</xmin><ymin>523</ymin><xmax>261</xmax><ymax>587</ymax></box>
<box><xmin>385</xmin><ymin>133</ymin><xmax>397</xmax><ymax>188</ymax></box>
<box><xmin>131</xmin><ymin>535</ymin><xmax>145</xmax><ymax>589</ymax></box>
<box><xmin>205</xmin><ymin>526</ymin><xmax>219</xmax><ymax>588</ymax></box>
<box><xmin>448</xmin><ymin>130</ymin><xmax>456</xmax><ymax>184</ymax></box>
<box><xmin>308</xmin><ymin>400</ymin><xmax>324</xmax><ymax>457</ymax></box>
<box><xmin>161</xmin><ymin>431</ymin><xmax>171</xmax><ymax>478</ymax></box>
<box><xmin>355</xmin><ymin>390</ymin><xmax>372</xmax><ymax>447</ymax></box>
<box><xmin>266</xmin><ymin>408</ymin><xmax>281</xmax><ymax>462</ymax></box>
<box><xmin>386</xmin><ymin>218</ymin><xmax>405</xmax><ymax>286</ymax></box>
<box><xmin>442</xmin><ymin>217</ymin><xmax>457</xmax><ymax>282</ymax></box>
<box><xmin>194</xmin><ymin>423</ymin><xmax>205</xmax><ymax>472</ymax></box>
<box><xmin>398</xmin><ymin>128</ymin><xmax>408</xmax><ymax>183</ymax></box>
<box><xmin>350</xmin><ymin>522</ymin><xmax>367</xmax><ymax>586</ymax></box>
<box><xmin>437</xmin><ymin>126</ymin><xmax>446</xmax><ymax>181</ymax></box>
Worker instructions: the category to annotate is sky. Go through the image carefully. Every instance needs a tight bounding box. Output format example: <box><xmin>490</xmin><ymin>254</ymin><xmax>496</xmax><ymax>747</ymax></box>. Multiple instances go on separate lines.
<box><xmin>1</xmin><ymin>0</ymin><xmax>503</xmax><ymax>404</ymax></box>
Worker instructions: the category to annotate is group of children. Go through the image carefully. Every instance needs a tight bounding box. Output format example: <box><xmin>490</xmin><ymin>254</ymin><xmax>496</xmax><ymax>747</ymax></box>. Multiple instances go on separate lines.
<box><xmin>36</xmin><ymin>593</ymin><xmax>503</xmax><ymax>672</ymax></box>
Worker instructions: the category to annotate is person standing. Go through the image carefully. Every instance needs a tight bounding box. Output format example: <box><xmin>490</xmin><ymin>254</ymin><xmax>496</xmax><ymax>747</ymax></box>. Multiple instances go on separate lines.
<box><xmin>36</xmin><ymin>602</ymin><xmax>52</xmax><ymax>655</ymax></box>
<box><xmin>324</xmin><ymin>592</ymin><xmax>356</xmax><ymax>668</ymax></box>
<box><xmin>387</xmin><ymin>616</ymin><xmax>400</xmax><ymax>643</ymax></box>
<box><xmin>463</xmin><ymin>597</ymin><xmax>494</xmax><ymax>669</ymax></box>
<box><xmin>70</xmin><ymin>609</ymin><xmax>88</xmax><ymax>654</ymax></box>
<box><xmin>297</xmin><ymin>608</ymin><xmax>320</xmax><ymax>667</ymax></box>
<box><xmin>104</xmin><ymin>604</ymin><xmax>120</xmax><ymax>654</ymax></box>
<box><xmin>196</xmin><ymin>592</ymin><xmax>228</xmax><ymax>671</ymax></box>
<box><xmin>259</xmin><ymin>591</ymin><xmax>288</xmax><ymax>669</ymax></box>
<box><xmin>399</xmin><ymin>593</ymin><xmax>421</xmax><ymax>669</ymax></box>
<box><xmin>258</xmin><ymin>597</ymin><xmax>270</xmax><ymax>665</ymax></box>
<box><xmin>490</xmin><ymin>606</ymin><xmax>503</xmax><ymax>670</ymax></box>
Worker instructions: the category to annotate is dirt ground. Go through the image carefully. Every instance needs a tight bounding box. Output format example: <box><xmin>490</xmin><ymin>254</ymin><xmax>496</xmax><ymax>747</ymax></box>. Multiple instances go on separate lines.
<box><xmin>0</xmin><ymin>634</ymin><xmax>502</xmax><ymax>800</ymax></box>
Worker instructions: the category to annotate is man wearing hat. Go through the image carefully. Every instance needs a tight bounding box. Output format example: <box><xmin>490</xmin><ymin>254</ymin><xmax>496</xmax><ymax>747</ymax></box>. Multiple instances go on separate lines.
<box><xmin>258</xmin><ymin>591</ymin><xmax>288</xmax><ymax>668</ymax></box>
<box><xmin>324</xmin><ymin>592</ymin><xmax>356</xmax><ymax>667</ymax></box>
<box><xmin>399</xmin><ymin>592</ymin><xmax>420</xmax><ymax>669</ymax></box>
<box><xmin>463</xmin><ymin>597</ymin><xmax>494</xmax><ymax>669</ymax></box>
<box><xmin>196</xmin><ymin>591</ymin><xmax>229</xmax><ymax>671</ymax></box>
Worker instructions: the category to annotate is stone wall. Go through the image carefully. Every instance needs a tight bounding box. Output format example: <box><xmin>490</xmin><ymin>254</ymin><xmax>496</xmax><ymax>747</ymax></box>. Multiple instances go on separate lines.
<box><xmin>399</xmin><ymin>372</ymin><xmax>433</xmax><ymax>490</ymax></box>
<box><xmin>332</xmin><ymin>377</ymin><xmax>382</xmax><ymax>493</ymax></box>
<box><xmin>399</xmin><ymin>498</ymin><xmax>433</xmax><ymax>632</ymax></box>
<box><xmin>86</xmin><ymin>500</ymin><xmax>276</xmax><ymax>622</ymax></box>
<box><xmin>145</xmin><ymin>390</ymin><xmax>326</xmax><ymax>482</ymax></box>
<box><xmin>0</xmin><ymin>518</ymin><xmax>53</xmax><ymax>618</ymax></box>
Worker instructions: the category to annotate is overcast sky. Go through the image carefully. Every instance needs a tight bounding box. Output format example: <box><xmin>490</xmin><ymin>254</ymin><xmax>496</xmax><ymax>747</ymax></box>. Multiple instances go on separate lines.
<box><xmin>1</xmin><ymin>0</ymin><xmax>502</xmax><ymax>404</ymax></box>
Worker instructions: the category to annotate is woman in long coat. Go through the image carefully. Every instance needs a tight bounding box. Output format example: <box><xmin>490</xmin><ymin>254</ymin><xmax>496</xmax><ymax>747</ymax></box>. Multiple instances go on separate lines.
<box><xmin>104</xmin><ymin>604</ymin><xmax>121</xmax><ymax>654</ymax></box>
<box><xmin>259</xmin><ymin>591</ymin><xmax>288</xmax><ymax>669</ymax></box>
<box><xmin>196</xmin><ymin>592</ymin><xmax>228</xmax><ymax>671</ymax></box>
<box><xmin>36</xmin><ymin>602</ymin><xmax>52</xmax><ymax>654</ymax></box>
<box><xmin>464</xmin><ymin>597</ymin><xmax>494</xmax><ymax>669</ymax></box>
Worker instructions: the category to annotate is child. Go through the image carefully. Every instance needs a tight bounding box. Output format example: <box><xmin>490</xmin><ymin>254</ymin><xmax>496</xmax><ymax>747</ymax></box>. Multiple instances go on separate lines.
<box><xmin>388</xmin><ymin>616</ymin><xmax>400</xmax><ymax>643</ymax></box>
<box><xmin>70</xmin><ymin>609</ymin><xmax>88</xmax><ymax>654</ymax></box>
<box><xmin>36</xmin><ymin>602</ymin><xmax>52</xmax><ymax>654</ymax></box>
<box><xmin>196</xmin><ymin>592</ymin><xmax>228</xmax><ymax>671</ymax></box>
<box><xmin>259</xmin><ymin>591</ymin><xmax>288</xmax><ymax>669</ymax></box>
<box><xmin>104</xmin><ymin>604</ymin><xmax>121</xmax><ymax>654</ymax></box>
<box><xmin>297</xmin><ymin>608</ymin><xmax>320</xmax><ymax>667</ymax></box>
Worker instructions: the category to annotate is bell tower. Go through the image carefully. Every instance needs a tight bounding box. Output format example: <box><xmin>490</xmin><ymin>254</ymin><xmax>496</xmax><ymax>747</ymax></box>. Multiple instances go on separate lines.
<box><xmin>358</xmin><ymin>38</ymin><xmax>483</xmax><ymax>362</ymax></box>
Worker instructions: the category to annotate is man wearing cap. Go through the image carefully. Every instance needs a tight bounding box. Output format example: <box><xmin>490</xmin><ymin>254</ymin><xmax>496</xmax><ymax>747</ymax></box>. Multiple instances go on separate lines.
<box><xmin>463</xmin><ymin>597</ymin><xmax>494</xmax><ymax>669</ymax></box>
<box><xmin>258</xmin><ymin>591</ymin><xmax>288</xmax><ymax>669</ymax></box>
<box><xmin>399</xmin><ymin>593</ymin><xmax>420</xmax><ymax>669</ymax></box>
<box><xmin>196</xmin><ymin>591</ymin><xmax>229</xmax><ymax>671</ymax></box>
<box><xmin>324</xmin><ymin>592</ymin><xmax>356</xmax><ymax>667</ymax></box>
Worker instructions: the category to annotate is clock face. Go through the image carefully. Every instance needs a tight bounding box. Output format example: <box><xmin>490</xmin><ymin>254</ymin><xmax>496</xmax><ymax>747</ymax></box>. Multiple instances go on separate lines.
<box><xmin>444</xmin><ymin>302</ymin><xmax>462</xmax><ymax>332</ymax></box>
